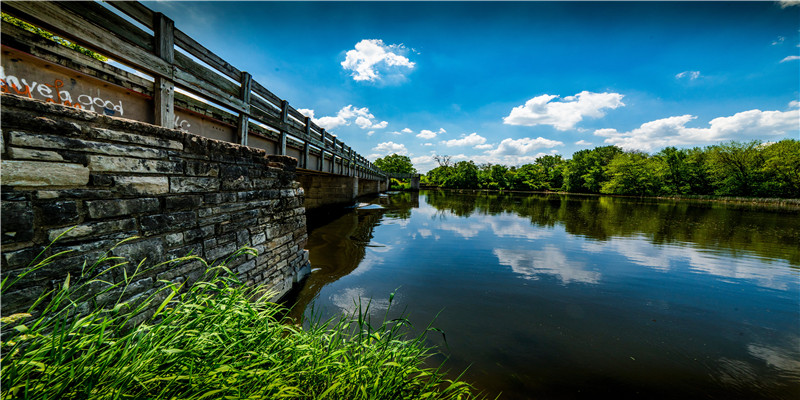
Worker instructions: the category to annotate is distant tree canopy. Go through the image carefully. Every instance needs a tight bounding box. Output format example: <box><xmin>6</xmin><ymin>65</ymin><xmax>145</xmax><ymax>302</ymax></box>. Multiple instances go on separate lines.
<box><xmin>374</xmin><ymin>154</ymin><xmax>416</xmax><ymax>175</ymax></box>
<box><xmin>422</xmin><ymin>139</ymin><xmax>800</xmax><ymax>199</ymax></box>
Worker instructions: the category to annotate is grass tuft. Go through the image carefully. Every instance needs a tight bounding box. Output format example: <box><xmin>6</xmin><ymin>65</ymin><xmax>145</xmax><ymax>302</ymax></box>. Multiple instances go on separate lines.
<box><xmin>1</xmin><ymin>240</ymin><xmax>482</xmax><ymax>399</ymax></box>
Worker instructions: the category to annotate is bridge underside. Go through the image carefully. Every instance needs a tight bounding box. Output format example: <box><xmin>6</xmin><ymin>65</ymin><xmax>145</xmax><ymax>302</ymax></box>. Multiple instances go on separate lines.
<box><xmin>296</xmin><ymin>169</ymin><xmax>388</xmax><ymax>210</ymax></box>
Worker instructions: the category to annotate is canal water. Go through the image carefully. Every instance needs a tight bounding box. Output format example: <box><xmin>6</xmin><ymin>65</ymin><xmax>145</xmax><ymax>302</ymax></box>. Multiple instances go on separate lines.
<box><xmin>288</xmin><ymin>190</ymin><xmax>800</xmax><ymax>399</ymax></box>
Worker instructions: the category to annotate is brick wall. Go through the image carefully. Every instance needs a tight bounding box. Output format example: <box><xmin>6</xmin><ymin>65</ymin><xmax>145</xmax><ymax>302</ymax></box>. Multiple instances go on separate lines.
<box><xmin>1</xmin><ymin>94</ymin><xmax>310</xmax><ymax>315</ymax></box>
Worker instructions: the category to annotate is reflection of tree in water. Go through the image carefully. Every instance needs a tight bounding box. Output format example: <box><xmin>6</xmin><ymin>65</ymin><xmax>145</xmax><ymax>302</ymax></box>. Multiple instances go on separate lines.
<box><xmin>423</xmin><ymin>190</ymin><xmax>800</xmax><ymax>266</ymax></box>
<box><xmin>378</xmin><ymin>191</ymin><xmax>418</xmax><ymax>220</ymax></box>
<box><xmin>287</xmin><ymin>192</ymin><xmax>419</xmax><ymax>319</ymax></box>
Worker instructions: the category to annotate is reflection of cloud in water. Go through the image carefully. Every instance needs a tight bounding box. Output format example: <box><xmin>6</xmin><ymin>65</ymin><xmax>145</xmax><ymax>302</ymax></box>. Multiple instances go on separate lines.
<box><xmin>748</xmin><ymin>342</ymin><xmax>800</xmax><ymax>378</ymax></box>
<box><xmin>583</xmin><ymin>236</ymin><xmax>796</xmax><ymax>290</ymax></box>
<box><xmin>438</xmin><ymin>222</ymin><xmax>484</xmax><ymax>239</ymax></box>
<box><xmin>485</xmin><ymin>215</ymin><xmax>552</xmax><ymax>241</ymax></box>
<box><xmin>418</xmin><ymin>228</ymin><xmax>433</xmax><ymax>238</ymax></box>
<box><xmin>583</xmin><ymin>236</ymin><xmax>672</xmax><ymax>271</ymax></box>
<box><xmin>330</xmin><ymin>287</ymin><xmax>390</xmax><ymax>316</ymax></box>
<box><xmin>685</xmin><ymin>251</ymin><xmax>793</xmax><ymax>291</ymax></box>
<box><xmin>350</xmin><ymin>253</ymin><xmax>382</xmax><ymax>277</ymax></box>
<box><xmin>366</xmin><ymin>241</ymin><xmax>392</xmax><ymax>253</ymax></box>
<box><xmin>494</xmin><ymin>245</ymin><xmax>601</xmax><ymax>284</ymax></box>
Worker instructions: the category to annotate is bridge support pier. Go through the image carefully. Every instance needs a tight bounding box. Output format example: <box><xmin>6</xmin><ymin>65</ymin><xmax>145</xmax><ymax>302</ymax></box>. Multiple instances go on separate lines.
<box><xmin>296</xmin><ymin>171</ymin><xmax>385</xmax><ymax>210</ymax></box>
<box><xmin>409</xmin><ymin>175</ymin><xmax>420</xmax><ymax>191</ymax></box>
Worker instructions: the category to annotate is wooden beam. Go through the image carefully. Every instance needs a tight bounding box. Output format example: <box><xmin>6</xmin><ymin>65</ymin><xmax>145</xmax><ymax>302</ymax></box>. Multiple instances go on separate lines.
<box><xmin>238</xmin><ymin>71</ymin><xmax>252</xmax><ymax>146</ymax></box>
<box><xmin>153</xmin><ymin>12</ymin><xmax>175</xmax><ymax>129</ymax></box>
<box><xmin>279</xmin><ymin>131</ymin><xmax>287</xmax><ymax>155</ymax></box>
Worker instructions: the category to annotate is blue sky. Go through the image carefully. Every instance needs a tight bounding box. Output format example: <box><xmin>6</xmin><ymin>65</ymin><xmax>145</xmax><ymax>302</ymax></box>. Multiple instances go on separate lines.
<box><xmin>143</xmin><ymin>1</ymin><xmax>800</xmax><ymax>172</ymax></box>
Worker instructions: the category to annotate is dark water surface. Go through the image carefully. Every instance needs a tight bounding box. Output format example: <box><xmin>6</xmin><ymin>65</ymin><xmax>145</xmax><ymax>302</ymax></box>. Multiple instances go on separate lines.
<box><xmin>287</xmin><ymin>191</ymin><xmax>800</xmax><ymax>399</ymax></box>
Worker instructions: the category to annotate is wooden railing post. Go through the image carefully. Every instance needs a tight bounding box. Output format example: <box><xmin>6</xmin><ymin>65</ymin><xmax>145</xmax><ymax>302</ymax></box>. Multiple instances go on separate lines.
<box><xmin>302</xmin><ymin>117</ymin><xmax>311</xmax><ymax>169</ymax></box>
<box><xmin>279</xmin><ymin>131</ymin><xmax>287</xmax><ymax>155</ymax></box>
<box><xmin>154</xmin><ymin>12</ymin><xmax>175</xmax><ymax>129</ymax></box>
<box><xmin>237</xmin><ymin>71</ymin><xmax>252</xmax><ymax>146</ymax></box>
<box><xmin>280</xmin><ymin>100</ymin><xmax>289</xmax><ymax>123</ymax></box>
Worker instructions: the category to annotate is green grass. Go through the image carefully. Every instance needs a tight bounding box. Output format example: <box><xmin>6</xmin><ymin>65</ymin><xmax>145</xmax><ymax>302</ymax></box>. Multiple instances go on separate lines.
<box><xmin>1</xmin><ymin>237</ymin><xmax>482</xmax><ymax>399</ymax></box>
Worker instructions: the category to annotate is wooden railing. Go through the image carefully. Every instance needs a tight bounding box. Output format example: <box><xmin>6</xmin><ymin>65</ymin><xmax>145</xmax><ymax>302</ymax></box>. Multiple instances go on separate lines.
<box><xmin>1</xmin><ymin>1</ymin><xmax>388</xmax><ymax>180</ymax></box>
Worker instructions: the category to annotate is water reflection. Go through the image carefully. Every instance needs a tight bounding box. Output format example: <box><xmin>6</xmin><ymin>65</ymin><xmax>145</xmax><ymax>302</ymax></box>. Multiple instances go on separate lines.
<box><xmin>494</xmin><ymin>246</ymin><xmax>601</xmax><ymax>285</ymax></box>
<box><xmin>290</xmin><ymin>190</ymin><xmax>800</xmax><ymax>399</ymax></box>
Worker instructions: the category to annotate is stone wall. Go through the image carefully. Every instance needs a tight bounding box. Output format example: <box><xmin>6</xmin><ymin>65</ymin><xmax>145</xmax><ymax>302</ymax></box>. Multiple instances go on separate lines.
<box><xmin>1</xmin><ymin>94</ymin><xmax>310</xmax><ymax>315</ymax></box>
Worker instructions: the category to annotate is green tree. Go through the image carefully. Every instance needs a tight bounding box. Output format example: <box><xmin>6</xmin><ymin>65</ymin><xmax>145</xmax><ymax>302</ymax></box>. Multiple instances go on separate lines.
<box><xmin>760</xmin><ymin>139</ymin><xmax>800</xmax><ymax>197</ymax></box>
<box><xmin>516</xmin><ymin>164</ymin><xmax>549</xmax><ymax>191</ymax></box>
<box><xmin>446</xmin><ymin>161</ymin><xmax>479</xmax><ymax>189</ymax></box>
<box><xmin>601</xmin><ymin>151</ymin><xmax>661</xmax><ymax>196</ymax></box>
<box><xmin>535</xmin><ymin>154</ymin><xmax>565</xmax><ymax>190</ymax></box>
<box><xmin>563</xmin><ymin>146</ymin><xmax>623</xmax><ymax>193</ymax></box>
<box><xmin>374</xmin><ymin>154</ymin><xmax>416</xmax><ymax>174</ymax></box>
<box><xmin>654</xmin><ymin>147</ymin><xmax>690</xmax><ymax>195</ymax></box>
<box><xmin>707</xmin><ymin>141</ymin><xmax>765</xmax><ymax>196</ymax></box>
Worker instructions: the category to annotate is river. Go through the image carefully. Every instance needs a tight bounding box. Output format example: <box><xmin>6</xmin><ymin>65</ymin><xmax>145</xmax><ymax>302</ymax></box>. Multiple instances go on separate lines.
<box><xmin>287</xmin><ymin>190</ymin><xmax>800</xmax><ymax>399</ymax></box>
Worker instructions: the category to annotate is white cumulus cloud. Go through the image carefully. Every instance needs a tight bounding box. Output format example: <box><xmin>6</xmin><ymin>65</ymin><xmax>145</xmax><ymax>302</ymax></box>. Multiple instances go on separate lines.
<box><xmin>301</xmin><ymin>105</ymin><xmax>387</xmax><ymax>131</ymax></box>
<box><xmin>488</xmin><ymin>137</ymin><xmax>564</xmax><ymax>156</ymax></box>
<box><xmin>575</xmin><ymin>140</ymin><xmax>592</xmax><ymax>146</ymax></box>
<box><xmin>341</xmin><ymin>39</ymin><xmax>415</xmax><ymax>82</ymax></box>
<box><xmin>780</xmin><ymin>55</ymin><xmax>800</xmax><ymax>63</ymax></box>
<box><xmin>442</xmin><ymin>132</ymin><xmax>487</xmax><ymax>147</ymax></box>
<box><xmin>417</xmin><ymin>128</ymin><xmax>445</xmax><ymax>139</ymax></box>
<box><xmin>373</xmin><ymin>141</ymin><xmax>408</xmax><ymax>155</ymax></box>
<box><xmin>503</xmin><ymin>91</ymin><xmax>625</xmax><ymax>130</ymax></box>
<box><xmin>594</xmin><ymin>106</ymin><xmax>800</xmax><ymax>151</ymax></box>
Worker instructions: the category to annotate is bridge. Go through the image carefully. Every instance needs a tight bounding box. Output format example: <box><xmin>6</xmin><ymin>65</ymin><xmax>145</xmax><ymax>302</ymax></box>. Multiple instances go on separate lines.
<box><xmin>1</xmin><ymin>1</ymin><xmax>419</xmax><ymax>209</ymax></box>
<box><xmin>0</xmin><ymin>0</ymin><xmax>418</xmax><ymax>315</ymax></box>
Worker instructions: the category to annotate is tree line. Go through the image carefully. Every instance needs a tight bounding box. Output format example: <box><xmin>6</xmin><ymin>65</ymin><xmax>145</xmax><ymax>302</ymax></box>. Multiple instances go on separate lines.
<box><xmin>416</xmin><ymin>140</ymin><xmax>800</xmax><ymax>198</ymax></box>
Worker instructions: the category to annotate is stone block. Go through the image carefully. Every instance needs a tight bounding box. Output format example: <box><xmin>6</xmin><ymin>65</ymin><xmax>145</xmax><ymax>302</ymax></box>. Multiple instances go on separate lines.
<box><xmin>90</xmin><ymin>128</ymin><xmax>183</xmax><ymax>150</ymax></box>
<box><xmin>1</xmin><ymin>201</ymin><xmax>34</xmax><ymax>243</ymax></box>
<box><xmin>48</xmin><ymin>218</ymin><xmax>137</xmax><ymax>242</ymax></box>
<box><xmin>165</xmin><ymin>232</ymin><xmax>184</xmax><ymax>247</ymax></box>
<box><xmin>113</xmin><ymin>237</ymin><xmax>165</xmax><ymax>267</ymax></box>
<box><xmin>183</xmin><ymin>226</ymin><xmax>214</xmax><ymax>243</ymax></box>
<box><xmin>140</xmin><ymin>211</ymin><xmax>197</xmax><ymax>236</ymax></box>
<box><xmin>2</xmin><ymin>246</ymin><xmax>43</xmax><ymax>269</ymax></box>
<box><xmin>165</xmin><ymin>195</ymin><xmax>203</xmax><ymax>210</ymax></box>
<box><xmin>203</xmin><ymin>192</ymin><xmax>236</xmax><ymax>204</ymax></box>
<box><xmin>185</xmin><ymin>160</ymin><xmax>219</xmax><ymax>177</ymax></box>
<box><xmin>1</xmin><ymin>160</ymin><xmax>90</xmax><ymax>187</ymax></box>
<box><xmin>8</xmin><ymin>147</ymin><xmax>64</xmax><ymax>161</ymax></box>
<box><xmin>235</xmin><ymin>259</ymin><xmax>256</xmax><ymax>275</ymax></box>
<box><xmin>88</xmin><ymin>155</ymin><xmax>182</xmax><ymax>174</ymax></box>
<box><xmin>87</xmin><ymin>198</ymin><xmax>160</xmax><ymax>219</ymax></box>
<box><xmin>39</xmin><ymin>201</ymin><xmax>80</xmax><ymax>226</ymax></box>
<box><xmin>205</xmin><ymin>242</ymin><xmax>237</xmax><ymax>262</ymax></box>
<box><xmin>10</xmin><ymin>131</ymin><xmax>166</xmax><ymax>159</ymax></box>
<box><xmin>112</xmin><ymin>176</ymin><xmax>169</xmax><ymax>195</ymax></box>
<box><xmin>169</xmin><ymin>177</ymin><xmax>220</xmax><ymax>193</ymax></box>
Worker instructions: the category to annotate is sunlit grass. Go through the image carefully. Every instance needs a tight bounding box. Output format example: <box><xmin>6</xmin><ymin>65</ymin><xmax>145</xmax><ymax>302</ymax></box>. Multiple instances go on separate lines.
<box><xmin>1</xmin><ymin>236</ymin><xmax>482</xmax><ymax>399</ymax></box>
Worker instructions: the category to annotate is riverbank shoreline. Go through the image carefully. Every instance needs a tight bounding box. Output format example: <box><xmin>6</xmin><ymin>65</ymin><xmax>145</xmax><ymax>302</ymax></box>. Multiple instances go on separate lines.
<box><xmin>418</xmin><ymin>186</ymin><xmax>800</xmax><ymax>209</ymax></box>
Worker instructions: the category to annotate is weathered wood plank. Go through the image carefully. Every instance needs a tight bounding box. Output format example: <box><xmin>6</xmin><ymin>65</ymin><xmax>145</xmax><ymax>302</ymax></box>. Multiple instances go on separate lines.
<box><xmin>250</xmin><ymin>80</ymin><xmax>282</xmax><ymax>108</ymax></box>
<box><xmin>153</xmin><ymin>13</ymin><xmax>175</xmax><ymax>129</ymax></box>
<box><xmin>237</xmin><ymin>71</ymin><xmax>252</xmax><ymax>146</ymax></box>
<box><xmin>173</xmin><ymin>52</ymin><xmax>239</xmax><ymax>97</ymax></box>
<box><xmin>174</xmin><ymin>28</ymin><xmax>241</xmax><ymax>82</ymax></box>
<box><xmin>1</xmin><ymin>22</ymin><xmax>153</xmax><ymax>96</ymax></box>
<box><xmin>3</xmin><ymin>1</ymin><xmax>171</xmax><ymax>78</ymax></box>
<box><xmin>107</xmin><ymin>1</ymin><xmax>155</xmax><ymax>30</ymax></box>
<box><xmin>58</xmin><ymin>1</ymin><xmax>153</xmax><ymax>51</ymax></box>
<box><xmin>172</xmin><ymin>68</ymin><xmax>246</xmax><ymax>113</ymax></box>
